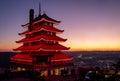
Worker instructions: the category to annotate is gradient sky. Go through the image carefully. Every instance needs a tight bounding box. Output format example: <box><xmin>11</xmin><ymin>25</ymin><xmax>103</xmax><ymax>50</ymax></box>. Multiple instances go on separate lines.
<box><xmin>0</xmin><ymin>0</ymin><xmax>120</xmax><ymax>51</ymax></box>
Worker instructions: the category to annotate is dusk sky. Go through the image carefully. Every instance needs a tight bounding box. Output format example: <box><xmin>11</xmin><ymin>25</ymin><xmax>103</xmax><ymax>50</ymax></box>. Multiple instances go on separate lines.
<box><xmin>0</xmin><ymin>0</ymin><xmax>120</xmax><ymax>51</ymax></box>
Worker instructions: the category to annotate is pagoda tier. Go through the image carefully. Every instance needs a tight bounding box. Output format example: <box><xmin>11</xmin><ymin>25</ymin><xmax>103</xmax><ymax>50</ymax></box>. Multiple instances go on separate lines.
<box><xmin>19</xmin><ymin>24</ymin><xmax>63</xmax><ymax>35</ymax></box>
<box><xmin>14</xmin><ymin>44</ymin><xmax>70</xmax><ymax>51</ymax></box>
<box><xmin>16</xmin><ymin>34</ymin><xmax>67</xmax><ymax>43</ymax></box>
<box><xmin>22</xmin><ymin>13</ymin><xmax>60</xmax><ymax>28</ymax></box>
<box><xmin>10</xmin><ymin>53</ymin><xmax>73</xmax><ymax>71</ymax></box>
<box><xmin>11</xmin><ymin>53</ymin><xmax>73</xmax><ymax>63</ymax></box>
<box><xmin>34</xmin><ymin>13</ymin><xmax>60</xmax><ymax>24</ymax></box>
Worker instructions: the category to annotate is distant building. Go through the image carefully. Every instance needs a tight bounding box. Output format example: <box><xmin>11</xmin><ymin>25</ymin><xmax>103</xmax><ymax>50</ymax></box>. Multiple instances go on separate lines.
<box><xmin>10</xmin><ymin>8</ymin><xmax>73</xmax><ymax>76</ymax></box>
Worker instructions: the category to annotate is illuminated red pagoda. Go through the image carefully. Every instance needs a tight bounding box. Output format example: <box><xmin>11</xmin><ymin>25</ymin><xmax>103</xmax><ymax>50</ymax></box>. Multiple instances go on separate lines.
<box><xmin>10</xmin><ymin>9</ymin><xmax>73</xmax><ymax>76</ymax></box>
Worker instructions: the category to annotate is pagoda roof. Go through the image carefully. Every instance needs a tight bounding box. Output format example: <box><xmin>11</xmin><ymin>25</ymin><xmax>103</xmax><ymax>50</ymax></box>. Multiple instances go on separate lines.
<box><xmin>22</xmin><ymin>13</ymin><xmax>60</xmax><ymax>27</ymax></box>
<box><xmin>14</xmin><ymin>44</ymin><xmax>70</xmax><ymax>51</ymax></box>
<box><xmin>51</xmin><ymin>53</ymin><xmax>73</xmax><ymax>62</ymax></box>
<box><xmin>11</xmin><ymin>53</ymin><xmax>73</xmax><ymax>63</ymax></box>
<box><xmin>34</xmin><ymin>13</ymin><xmax>60</xmax><ymax>23</ymax></box>
<box><xmin>19</xmin><ymin>24</ymin><xmax>63</xmax><ymax>35</ymax></box>
<box><xmin>11</xmin><ymin>54</ymin><xmax>32</xmax><ymax>63</ymax></box>
<box><xmin>16</xmin><ymin>34</ymin><xmax>67</xmax><ymax>43</ymax></box>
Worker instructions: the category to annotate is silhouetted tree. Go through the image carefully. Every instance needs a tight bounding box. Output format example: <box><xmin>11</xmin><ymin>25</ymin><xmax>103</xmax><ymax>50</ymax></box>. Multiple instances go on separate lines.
<box><xmin>113</xmin><ymin>59</ymin><xmax>120</xmax><ymax>75</ymax></box>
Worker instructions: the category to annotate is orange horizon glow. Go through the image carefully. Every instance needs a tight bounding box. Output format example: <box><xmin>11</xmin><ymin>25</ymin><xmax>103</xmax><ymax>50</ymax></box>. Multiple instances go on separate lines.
<box><xmin>70</xmin><ymin>47</ymin><xmax>120</xmax><ymax>51</ymax></box>
<box><xmin>1</xmin><ymin>48</ymin><xmax>120</xmax><ymax>52</ymax></box>
<box><xmin>0</xmin><ymin>36</ymin><xmax>120</xmax><ymax>52</ymax></box>
<box><xmin>0</xmin><ymin>42</ymin><xmax>120</xmax><ymax>52</ymax></box>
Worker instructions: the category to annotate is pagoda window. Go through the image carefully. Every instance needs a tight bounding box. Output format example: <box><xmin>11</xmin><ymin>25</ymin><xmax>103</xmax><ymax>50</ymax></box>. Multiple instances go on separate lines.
<box><xmin>46</xmin><ymin>41</ymin><xmax>51</xmax><ymax>44</ymax></box>
<box><xmin>40</xmin><ymin>21</ymin><xmax>45</xmax><ymax>25</ymax></box>
<box><xmin>50</xmin><ymin>41</ymin><xmax>52</xmax><ymax>44</ymax></box>
<box><xmin>49</xmin><ymin>23</ymin><xmax>53</xmax><ymax>26</ymax></box>
<box><xmin>32</xmin><ymin>41</ymin><xmax>40</xmax><ymax>45</ymax></box>
<box><xmin>50</xmin><ymin>32</ymin><xmax>53</xmax><ymax>35</ymax></box>
<box><xmin>40</xmin><ymin>30</ymin><xmax>46</xmax><ymax>34</ymax></box>
<box><xmin>26</xmin><ymin>34</ymin><xmax>30</xmax><ymax>38</ymax></box>
<box><xmin>34</xmin><ymin>23</ymin><xmax>39</xmax><ymax>28</ymax></box>
<box><xmin>47</xmin><ymin>22</ymin><xmax>50</xmax><ymax>25</ymax></box>
<box><xmin>47</xmin><ymin>32</ymin><xmax>55</xmax><ymax>36</ymax></box>
<box><xmin>51</xmin><ymin>32</ymin><xmax>56</xmax><ymax>36</ymax></box>
<box><xmin>55</xmin><ymin>42</ymin><xmax>58</xmax><ymax>44</ymax></box>
<box><xmin>47</xmin><ymin>32</ymin><xmax>51</xmax><ymax>35</ymax></box>
<box><xmin>33</xmin><ymin>32</ymin><xmax>41</xmax><ymax>36</ymax></box>
<box><xmin>34</xmin><ymin>22</ymin><xmax>44</xmax><ymax>28</ymax></box>
<box><xmin>32</xmin><ymin>42</ymin><xmax>36</xmax><ymax>45</ymax></box>
<box><xmin>44</xmin><ymin>22</ymin><xmax>48</xmax><ymax>25</ymax></box>
<box><xmin>46</xmin><ymin>41</ymin><xmax>48</xmax><ymax>44</ymax></box>
<box><xmin>47</xmin><ymin>41</ymin><xmax>50</xmax><ymax>44</ymax></box>
<box><xmin>53</xmin><ymin>41</ymin><xmax>57</xmax><ymax>44</ymax></box>
<box><xmin>50</xmin><ymin>41</ymin><xmax>54</xmax><ymax>44</ymax></box>
<box><xmin>44</xmin><ymin>22</ymin><xmax>53</xmax><ymax>26</ymax></box>
<box><xmin>50</xmin><ymin>32</ymin><xmax>52</xmax><ymax>35</ymax></box>
<box><xmin>24</xmin><ymin>42</ymin><xmax>29</xmax><ymax>46</ymax></box>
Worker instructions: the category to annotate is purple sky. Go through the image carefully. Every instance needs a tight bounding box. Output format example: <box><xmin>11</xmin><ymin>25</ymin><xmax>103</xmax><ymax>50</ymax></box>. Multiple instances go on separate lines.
<box><xmin>0</xmin><ymin>0</ymin><xmax>120</xmax><ymax>51</ymax></box>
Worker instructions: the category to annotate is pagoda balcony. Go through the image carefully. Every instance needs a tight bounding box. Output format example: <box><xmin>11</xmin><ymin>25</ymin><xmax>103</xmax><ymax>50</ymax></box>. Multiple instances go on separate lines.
<box><xmin>19</xmin><ymin>24</ymin><xmax>64</xmax><ymax>35</ymax></box>
<box><xmin>11</xmin><ymin>53</ymin><xmax>73</xmax><ymax>65</ymax></box>
<box><xmin>16</xmin><ymin>34</ymin><xmax>67</xmax><ymax>43</ymax></box>
<box><xmin>14</xmin><ymin>44</ymin><xmax>70</xmax><ymax>51</ymax></box>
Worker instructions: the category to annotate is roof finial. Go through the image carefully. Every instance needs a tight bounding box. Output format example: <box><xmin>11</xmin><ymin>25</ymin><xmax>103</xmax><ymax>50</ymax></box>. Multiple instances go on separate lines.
<box><xmin>39</xmin><ymin>1</ymin><xmax>41</xmax><ymax>15</ymax></box>
<box><xmin>43</xmin><ymin>11</ymin><xmax>46</xmax><ymax>14</ymax></box>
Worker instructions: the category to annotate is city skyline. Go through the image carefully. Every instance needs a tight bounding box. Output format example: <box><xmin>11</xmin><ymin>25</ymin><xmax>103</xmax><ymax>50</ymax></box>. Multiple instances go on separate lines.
<box><xmin>0</xmin><ymin>0</ymin><xmax>120</xmax><ymax>51</ymax></box>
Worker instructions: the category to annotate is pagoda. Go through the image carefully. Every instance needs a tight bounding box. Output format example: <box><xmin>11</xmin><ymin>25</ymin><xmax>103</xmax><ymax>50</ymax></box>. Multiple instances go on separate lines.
<box><xmin>10</xmin><ymin>9</ymin><xmax>73</xmax><ymax>76</ymax></box>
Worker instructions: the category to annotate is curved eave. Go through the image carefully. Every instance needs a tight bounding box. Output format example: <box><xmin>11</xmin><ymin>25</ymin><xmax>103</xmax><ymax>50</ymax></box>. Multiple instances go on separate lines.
<box><xmin>39</xmin><ymin>47</ymin><xmax>70</xmax><ymax>51</ymax></box>
<box><xmin>18</xmin><ymin>30</ymin><xmax>30</xmax><ymax>35</ymax></box>
<box><xmin>11</xmin><ymin>54</ymin><xmax>32</xmax><ymax>63</ymax></box>
<box><xmin>16</xmin><ymin>39</ymin><xmax>67</xmax><ymax>43</ymax></box>
<box><xmin>41</xmin><ymin>28</ymin><xmax>64</xmax><ymax>33</ymax></box>
<box><xmin>34</xmin><ymin>18</ymin><xmax>60</xmax><ymax>25</ymax></box>
<box><xmin>11</xmin><ymin>58</ymin><xmax>32</xmax><ymax>63</ymax></box>
<box><xmin>43</xmin><ymin>25</ymin><xmax>64</xmax><ymax>32</ymax></box>
<box><xmin>10</xmin><ymin>53</ymin><xmax>73</xmax><ymax>63</ymax></box>
<box><xmin>19</xmin><ymin>26</ymin><xmax>64</xmax><ymax>35</ymax></box>
<box><xmin>51</xmin><ymin>53</ymin><xmax>73</xmax><ymax>62</ymax></box>
<box><xmin>22</xmin><ymin>18</ymin><xmax>60</xmax><ymax>28</ymax></box>
<box><xmin>52</xmin><ymin>58</ymin><xmax>73</xmax><ymax>62</ymax></box>
<box><xmin>40</xmin><ymin>13</ymin><xmax>61</xmax><ymax>23</ymax></box>
<box><xmin>16</xmin><ymin>36</ymin><xmax>67</xmax><ymax>43</ymax></box>
<box><xmin>22</xmin><ymin>23</ymin><xmax>29</xmax><ymax>28</ymax></box>
<box><xmin>13</xmin><ymin>44</ymin><xmax>70</xmax><ymax>51</ymax></box>
<box><xmin>13</xmin><ymin>48</ymin><xmax>70</xmax><ymax>51</ymax></box>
